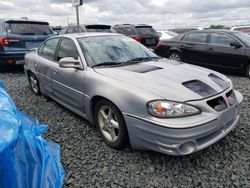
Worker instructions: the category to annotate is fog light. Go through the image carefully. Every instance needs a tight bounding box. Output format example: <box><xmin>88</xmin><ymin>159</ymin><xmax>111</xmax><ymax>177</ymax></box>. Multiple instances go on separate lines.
<box><xmin>179</xmin><ymin>142</ymin><xmax>196</xmax><ymax>155</ymax></box>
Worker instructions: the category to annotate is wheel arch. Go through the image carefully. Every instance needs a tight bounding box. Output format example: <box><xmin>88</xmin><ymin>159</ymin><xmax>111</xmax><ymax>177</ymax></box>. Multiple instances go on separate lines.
<box><xmin>168</xmin><ymin>47</ymin><xmax>182</xmax><ymax>55</ymax></box>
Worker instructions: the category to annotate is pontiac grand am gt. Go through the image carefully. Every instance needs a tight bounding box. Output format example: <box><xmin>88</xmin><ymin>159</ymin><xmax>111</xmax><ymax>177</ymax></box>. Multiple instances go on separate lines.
<box><xmin>24</xmin><ymin>33</ymin><xmax>243</xmax><ymax>155</ymax></box>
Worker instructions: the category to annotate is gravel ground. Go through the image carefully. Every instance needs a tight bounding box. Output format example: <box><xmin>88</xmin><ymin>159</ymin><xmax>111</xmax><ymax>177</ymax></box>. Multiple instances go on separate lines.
<box><xmin>0</xmin><ymin>68</ymin><xmax>249</xmax><ymax>188</ymax></box>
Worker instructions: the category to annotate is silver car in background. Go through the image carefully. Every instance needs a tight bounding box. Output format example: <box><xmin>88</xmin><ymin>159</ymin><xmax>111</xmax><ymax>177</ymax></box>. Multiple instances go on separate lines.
<box><xmin>24</xmin><ymin>33</ymin><xmax>243</xmax><ymax>155</ymax></box>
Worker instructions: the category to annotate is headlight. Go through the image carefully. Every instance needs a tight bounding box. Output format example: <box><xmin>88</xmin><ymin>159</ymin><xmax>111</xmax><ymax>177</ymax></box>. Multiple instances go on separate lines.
<box><xmin>147</xmin><ymin>100</ymin><xmax>201</xmax><ymax>118</ymax></box>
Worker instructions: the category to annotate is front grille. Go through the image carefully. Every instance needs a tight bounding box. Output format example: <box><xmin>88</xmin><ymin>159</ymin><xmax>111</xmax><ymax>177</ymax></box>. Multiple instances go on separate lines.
<box><xmin>207</xmin><ymin>96</ymin><xmax>227</xmax><ymax>112</ymax></box>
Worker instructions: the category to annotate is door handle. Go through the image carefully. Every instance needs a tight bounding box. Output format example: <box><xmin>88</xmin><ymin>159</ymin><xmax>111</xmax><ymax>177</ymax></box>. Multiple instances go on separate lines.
<box><xmin>208</xmin><ymin>48</ymin><xmax>214</xmax><ymax>51</ymax></box>
<box><xmin>52</xmin><ymin>70</ymin><xmax>58</xmax><ymax>74</ymax></box>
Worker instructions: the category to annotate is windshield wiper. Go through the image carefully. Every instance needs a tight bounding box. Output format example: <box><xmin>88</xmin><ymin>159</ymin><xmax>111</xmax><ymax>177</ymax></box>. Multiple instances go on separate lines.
<box><xmin>91</xmin><ymin>62</ymin><xmax>122</xmax><ymax>68</ymax></box>
<box><xmin>126</xmin><ymin>56</ymin><xmax>160</xmax><ymax>63</ymax></box>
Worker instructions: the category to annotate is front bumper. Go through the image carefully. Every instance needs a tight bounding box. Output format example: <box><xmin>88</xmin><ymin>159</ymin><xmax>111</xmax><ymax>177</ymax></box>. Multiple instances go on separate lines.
<box><xmin>124</xmin><ymin>90</ymin><xmax>243</xmax><ymax>155</ymax></box>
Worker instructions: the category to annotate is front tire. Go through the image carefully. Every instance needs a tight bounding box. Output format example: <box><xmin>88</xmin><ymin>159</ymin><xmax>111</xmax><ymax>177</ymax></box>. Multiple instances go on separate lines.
<box><xmin>94</xmin><ymin>99</ymin><xmax>129</xmax><ymax>149</ymax></box>
<box><xmin>246</xmin><ymin>64</ymin><xmax>250</xmax><ymax>78</ymax></box>
<box><xmin>168</xmin><ymin>52</ymin><xmax>181</xmax><ymax>61</ymax></box>
<box><xmin>28</xmin><ymin>72</ymin><xmax>40</xmax><ymax>95</ymax></box>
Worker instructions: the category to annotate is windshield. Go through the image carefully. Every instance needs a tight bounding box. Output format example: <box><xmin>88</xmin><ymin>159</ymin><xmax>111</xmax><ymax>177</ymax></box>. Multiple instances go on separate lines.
<box><xmin>78</xmin><ymin>35</ymin><xmax>158</xmax><ymax>67</ymax></box>
<box><xmin>233</xmin><ymin>32</ymin><xmax>250</xmax><ymax>46</ymax></box>
<box><xmin>5</xmin><ymin>22</ymin><xmax>53</xmax><ymax>35</ymax></box>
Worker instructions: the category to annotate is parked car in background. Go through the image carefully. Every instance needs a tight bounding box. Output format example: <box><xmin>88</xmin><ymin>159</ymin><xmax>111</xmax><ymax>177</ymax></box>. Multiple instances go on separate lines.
<box><xmin>58</xmin><ymin>26</ymin><xmax>86</xmax><ymax>35</ymax></box>
<box><xmin>84</xmin><ymin>24</ymin><xmax>114</xmax><ymax>33</ymax></box>
<box><xmin>0</xmin><ymin>18</ymin><xmax>54</xmax><ymax>68</ymax></box>
<box><xmin>112</xmin><ymin>24</ymin><xmax>159</xmax><ymax>49</ymax></box>
<box><xmin>157</xmin><ymin>30</ymin><xmax>178</xmax><ymax>40</ymax></box>
<box><xmin>51</xmin><ymin>26</ymin><xmax>62</xmax><ymax>34</ymax></box>
<box><xmin>155</xmin><ymin>29</ymin><xmax>250</xmax><ymax>77</ymax></box>
<box><xmin>24</xmin><ymin>33</ymin><xmax>243</xmax><ymax>155</ymax></box>
<box><xmin>230</xmin><ymin>25</ymin><xmax>250</xmax><ymax>35</ymax></box>
<box><xmin>168</xmin><ymin>27</ymin><xmax>203</xmax><ymax>34</ymax></box>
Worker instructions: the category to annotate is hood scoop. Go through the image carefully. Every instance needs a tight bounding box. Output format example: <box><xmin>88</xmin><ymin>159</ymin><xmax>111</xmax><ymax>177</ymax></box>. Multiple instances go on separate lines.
<box><xmin>182</xmin><ymin>80</ymin><xmax>217</xmax><ymax>97</ymax></box>
<box><xmin>119</xmin><ymin>64</ymin><xmax>162</xmax><ymax>73</ymax></box>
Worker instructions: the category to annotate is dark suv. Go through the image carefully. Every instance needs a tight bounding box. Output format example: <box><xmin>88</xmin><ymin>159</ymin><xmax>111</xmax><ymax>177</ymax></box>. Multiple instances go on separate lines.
<box><xmin>112</xmin><ymin>24</ymin><xmax>159</xmax><ymax>49</ymax></box>
<box><xmin>0</xmin><ymin>18</ymin><xmax>54</xmax><ymax>68</ymax></box>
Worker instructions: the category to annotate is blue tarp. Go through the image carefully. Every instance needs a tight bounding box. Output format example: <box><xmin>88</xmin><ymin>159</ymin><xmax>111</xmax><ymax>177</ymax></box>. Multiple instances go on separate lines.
<box><xmin>0</xmin><ymin>82</ymin><xmax>64</xmax><ymax>188</ymax></box>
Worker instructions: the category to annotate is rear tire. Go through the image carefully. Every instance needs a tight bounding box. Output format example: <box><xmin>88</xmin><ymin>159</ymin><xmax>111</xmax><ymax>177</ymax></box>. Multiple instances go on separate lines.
<box><xmin>28</xmin><ymin>72</ymin><xmax>41</xmax><ymax>95</ymax></box>
<box><xmin>168</xmin><ymin>52</ymin><xmax>181</xmax><ymax>61</ymax></box>
<box><xmin>94</xmin><ymin>99</ymin><xmax>129</xmax><ymax>149</ymax></box>
<box><xmin>246</xmin><ymin>65</ymin><xmax>250</xmax><ymax>78</ymax></box>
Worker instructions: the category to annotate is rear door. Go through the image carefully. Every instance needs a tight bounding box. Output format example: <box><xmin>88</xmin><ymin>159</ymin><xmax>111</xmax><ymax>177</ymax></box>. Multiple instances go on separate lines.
<box><xmin>180</xmin><ymin>32</ymin><xmax>209</xmax><ymax>65</ymax></box>
<box><xmin>36</xmin><ymin>37</ymin><xmax>60</xmax><ymax>95</ymax></box>
<box><xmin>52</xmin><ymin>37</ymin><xmax>85</xmax><ymax>113</ymax></box>
<box><xmin>135</xmin><ymin>26</ymin><xmax>159</xmax><ymax>48</ymax></box>
<box><xmin>4</xmin><ymin>20</ymin><xmax>54</xmax><ymax>52</ymax></box>
<box><xmin>207</xmin><ymin>32</ymin><xmax>247</xmax><ymax>71</ymax></box>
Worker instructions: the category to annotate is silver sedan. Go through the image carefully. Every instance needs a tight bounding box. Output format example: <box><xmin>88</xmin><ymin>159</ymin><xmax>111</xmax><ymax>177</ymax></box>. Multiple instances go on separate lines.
<box><xmin>24</xmin><ymin>33</ymin><xmax>243</xmax><ymax>155</ymax></box>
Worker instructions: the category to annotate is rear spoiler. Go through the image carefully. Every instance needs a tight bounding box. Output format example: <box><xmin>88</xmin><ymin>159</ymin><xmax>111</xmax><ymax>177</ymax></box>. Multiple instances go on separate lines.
<box><xmin>5</xmin><ymin>20</ymin><xmax>49</xmax><ymax>25</ymax></box>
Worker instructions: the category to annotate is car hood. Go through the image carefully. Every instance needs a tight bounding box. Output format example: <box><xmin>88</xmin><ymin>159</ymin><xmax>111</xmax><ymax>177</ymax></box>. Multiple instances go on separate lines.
<box><xmin>94</xmin><ymin>59</ymin><xmax>230</xmax><ymax>101</ymax></box>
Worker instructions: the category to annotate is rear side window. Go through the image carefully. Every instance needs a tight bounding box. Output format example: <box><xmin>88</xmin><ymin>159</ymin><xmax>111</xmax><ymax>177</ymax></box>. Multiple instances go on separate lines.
<box><xmin>183</xmin><ymin>33</ymin><xmax>207</xmax><ymax>43</ymax></box>
<box><xmin>114</xmin><ymin>27</ymin><xmax>136</xmax><ymax>35</ymax></box>
<box><xmin>39</xmin><ymin>38</ymin><xmax>60</xmax><ymax>60</ymax></box>
<box><xmin>57</xmin><ymin>38</ymin><xmax>79</xmax><ymax>61</ymax></box>
<box><xmin>5</xmin><ymin>21</ymin><xmax>53</xmax><ymax>35</ymax></box>
<box><xmin>210</xmin><ymin>33</ymin><xmax>236</xmax><ymax>46</ymax></box>
<box><xmin>135</xmin><ymin>27</ymin><xmax>158</xmax><ymax>36</ymax></box>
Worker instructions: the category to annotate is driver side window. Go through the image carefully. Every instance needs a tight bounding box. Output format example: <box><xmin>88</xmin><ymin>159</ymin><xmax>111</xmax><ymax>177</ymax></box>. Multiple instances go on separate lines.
<box><xmin>57</xmin><ymin>38</ymin><xmax>79</xmax><ymax>61</ymax></box>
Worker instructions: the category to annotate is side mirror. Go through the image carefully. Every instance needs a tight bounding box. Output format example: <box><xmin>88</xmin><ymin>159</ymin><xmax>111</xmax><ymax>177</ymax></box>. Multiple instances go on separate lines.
<box><xmin>59</xmin><ymin>57</ymin><xmax>82</xmax><ymax>69</ymax></box>
<box><xmin>230</xmin><ymin>41</ymin><xmax>243</xmax><ymax>48</ymax></box>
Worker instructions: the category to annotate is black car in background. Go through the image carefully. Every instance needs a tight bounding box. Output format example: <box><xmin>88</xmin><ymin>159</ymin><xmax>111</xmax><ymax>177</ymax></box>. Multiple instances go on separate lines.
<box><xmin>84</xmin><ymin>24</ymin><xmax>114</xmax><ymax>32</ymax></box>
<box><xmin>58</xmin><ymin>25</ymin><xmax>114</xmax><ymax>35</ymax></box>
<box><xmin>155</xmin><ymin>30</ymin><xmax>250</xmax><ymax>77</ymax></box>
<box><xmin>112</xmin><ymin>24</ymin><xmax>159</xmax><ymax>49</ymax></box>
<box><xmin>58</xmin><ymin>26</ymin><xmax>86</xmax><ymax>35</ymax></box>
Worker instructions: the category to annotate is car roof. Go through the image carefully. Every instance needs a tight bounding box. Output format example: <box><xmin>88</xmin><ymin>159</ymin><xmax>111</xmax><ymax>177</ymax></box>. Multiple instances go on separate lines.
<box><xmin>186</xmin><ymin>29</ymin><xmax>240</xmax><ymax>34</ymax></box>
<box><xmin>113</xmin><ymin>24</ymin><xmax>152</xmax><ymax>28</ymax></box>
<box><xmin>57</xmin><ymin>32</ymin><xmax>122</xmax><ymax>38</ymax></box>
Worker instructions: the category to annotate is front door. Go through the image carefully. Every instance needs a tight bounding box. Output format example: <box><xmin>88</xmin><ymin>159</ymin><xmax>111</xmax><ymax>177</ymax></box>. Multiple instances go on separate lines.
<box><xmin>51</xmin><ymin>37</ymin><xmax>86</xmax><ymax>113</ymax></box>
<box><xmin>207</xmin><ymin>32</ymin><xmax>247</xmax><ymax>71</ymax></box>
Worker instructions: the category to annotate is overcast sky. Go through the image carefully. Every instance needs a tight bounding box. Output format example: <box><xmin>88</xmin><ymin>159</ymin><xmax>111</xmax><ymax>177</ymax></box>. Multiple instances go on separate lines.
<box><xmin>0</xmin><ymin>0</ymin><xmax>250</xmax><ymax>29</ymax></box>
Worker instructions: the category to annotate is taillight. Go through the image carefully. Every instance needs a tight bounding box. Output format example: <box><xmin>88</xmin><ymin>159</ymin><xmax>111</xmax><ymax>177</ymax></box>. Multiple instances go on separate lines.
<box><xmin>157</xmin><ymin>40</ymin><xmax>163</xmax><ymax>47</ymax></box>
<box><xmin>0</xmin><ymin>38</ymin><xmax>21</xmax><ymax>47</ymax></box>
<box><xmin>133</xmin><ymin>36</ymin><xmax>141</xmax><ymax>43</ymax></box>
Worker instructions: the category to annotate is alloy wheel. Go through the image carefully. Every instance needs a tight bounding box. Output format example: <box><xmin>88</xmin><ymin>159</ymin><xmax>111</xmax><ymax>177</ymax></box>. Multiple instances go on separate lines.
<box><xmin>98</xmin><ymin>105</ymin><xmax>120</xmax><ymax>142</ymax></box>
<box><xmin>29</xmin><ymin>73</ymin><xmax>39</xmax><ymax>94</ymax></box>
<box><xmin>169</xmin><ymin>53</ymin><xmax>181</xmax><ymax>61</ymax></box>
